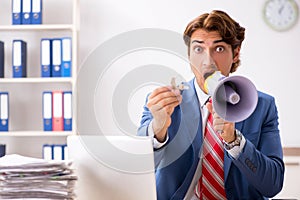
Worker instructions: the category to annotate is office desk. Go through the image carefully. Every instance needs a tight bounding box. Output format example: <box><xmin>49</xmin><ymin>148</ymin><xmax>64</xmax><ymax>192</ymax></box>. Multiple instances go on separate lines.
<box><xmin>273</xmin><ymin>147</ymin><xmax>300</xmax><ymax>199</ymax></box>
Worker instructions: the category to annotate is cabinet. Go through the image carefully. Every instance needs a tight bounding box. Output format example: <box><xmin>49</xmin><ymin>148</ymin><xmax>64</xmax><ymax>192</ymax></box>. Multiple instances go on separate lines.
<box><xmin>0</xmin><ymin>0</ymin><xmax>79</xmax><ymax>158</ymax></box>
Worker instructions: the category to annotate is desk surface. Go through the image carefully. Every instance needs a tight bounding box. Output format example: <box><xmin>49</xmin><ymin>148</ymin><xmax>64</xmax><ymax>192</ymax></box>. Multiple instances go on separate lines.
<box><xmin>283</xmin><ymin>147</ymin><xmax>300</xmax><ymax>156</ymax></box>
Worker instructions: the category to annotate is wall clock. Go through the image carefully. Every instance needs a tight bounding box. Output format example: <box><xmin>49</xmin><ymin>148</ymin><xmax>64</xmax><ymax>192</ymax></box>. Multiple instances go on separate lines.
<box><xmin>263</xmin><ymin>0</ymin><xmax>299</xmax><ymax>31</ymax></box>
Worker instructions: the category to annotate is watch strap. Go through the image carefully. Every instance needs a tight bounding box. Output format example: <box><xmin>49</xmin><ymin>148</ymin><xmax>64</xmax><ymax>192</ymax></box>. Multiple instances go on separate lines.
<box><xmin>224</xmin><ymin>129</ymin><xmax>242</xmax><ymax>150</ymax></box>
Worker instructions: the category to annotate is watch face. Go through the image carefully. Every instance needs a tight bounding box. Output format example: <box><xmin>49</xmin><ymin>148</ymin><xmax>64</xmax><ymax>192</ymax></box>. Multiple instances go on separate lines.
<box><xmin>263</xmin><ymin>0</ymin><xmax>299</xmax><ymax>31</ymax></box>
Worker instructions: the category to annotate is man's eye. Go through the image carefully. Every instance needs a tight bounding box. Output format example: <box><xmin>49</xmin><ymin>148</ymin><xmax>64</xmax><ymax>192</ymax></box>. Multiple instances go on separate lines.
<box><xmin>193</xmin><ymin>46</ymin><xmax>203</xmax><ymax>53</ymax></box>
<box><xmin>216</xmin><ymin>46</ymin><xmax>225</xmax><ymax>52</ymax></box>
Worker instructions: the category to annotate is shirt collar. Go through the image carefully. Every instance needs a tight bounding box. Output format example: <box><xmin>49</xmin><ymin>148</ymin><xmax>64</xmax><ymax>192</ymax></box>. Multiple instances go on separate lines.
<box><xmin>194</xmin><ymin>78</ymin><xmax>210</xmax><ymax>108</ymax></box>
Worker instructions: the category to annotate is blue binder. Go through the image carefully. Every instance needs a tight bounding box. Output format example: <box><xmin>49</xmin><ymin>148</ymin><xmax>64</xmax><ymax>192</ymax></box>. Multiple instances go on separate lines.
<box><xmin>51</xmin><ymin>39</ymin><xmax>62</xmax><ymax>77</ymax></box>
<box><xmin>22</xmin><ymin>0</ymin><xmax>31</xmax><ymax>24</ymax></box>
<box><xmin>0</xmin><ymin>144</ymin><xmax>5</xmax><ymax>157</ymax></box>
<box><xmin>41</xmin><ymin>39</ymin><xmax>52</xmax><ymax>77</ymax></box>
<box><xmin>12</xmin><ymin>0</ymin><xmax>22</xmax><ymax>25</ymax></box>
<box><xmin>63</xmin><ymin>91</ymin><xmax>72</xmax><ymax>131</ymax></box>
<box><xmin>0</xmin><ymin>41</ymin><xmax>4</xmax><ymax>78</ymax></box>
<box><xmin>61</xmin><ymin>37</ymin><xmax>72</xmax><ymax>77</ymax></box>
<box><xmin>53</xmin><ymin>144</ymin><xmax>64</xmax><ymax>160</ymax></box>
<box><xmin>0</xmin><ymin>92</ymin><xmax>9</xmax><ymax>132</ymax></box>
<box><xmin>31</xmin><ymin>0</ymin><xmax>42</xmax><ymax>24</ymax></box>
<box><xmin>63</xmin><ymin>144</ymin><xmax>68</xmax><ymax>160</ymax></box>
<box><xmin>42</xmin><ymin>91</ymin><xmax>52</xmax><ymax>131</ymax></box>
<box><xmin>42</xmin><ymin>144</ymin><xmax>53</xmax><ymax>160</ymax></box>
<box><xmin>12</xmin><ymin>40</ymin><xmax>27</xmax><ymax>78</ymax></box>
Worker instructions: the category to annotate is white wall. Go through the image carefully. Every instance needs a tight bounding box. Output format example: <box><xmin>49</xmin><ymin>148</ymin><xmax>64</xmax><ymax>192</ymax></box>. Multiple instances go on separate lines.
<box><xmin>78</xmin><ymin>0</ymin><xmax>300</xmax><ymax>147</ymax></box>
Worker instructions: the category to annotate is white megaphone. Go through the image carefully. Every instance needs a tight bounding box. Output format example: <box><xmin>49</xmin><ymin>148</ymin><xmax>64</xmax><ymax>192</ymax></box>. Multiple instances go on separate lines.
<box><xmin>204</xmin><ymin>71</ymin><xmax>258</xmax><ymax>122</ymax></box>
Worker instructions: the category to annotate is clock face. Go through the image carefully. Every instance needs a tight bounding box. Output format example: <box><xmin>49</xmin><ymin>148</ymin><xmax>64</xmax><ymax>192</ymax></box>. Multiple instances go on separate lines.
<box><xmin>263</xmin><ymin>0</ymin><xmax>299</xmax><ymax>31</ymax></box>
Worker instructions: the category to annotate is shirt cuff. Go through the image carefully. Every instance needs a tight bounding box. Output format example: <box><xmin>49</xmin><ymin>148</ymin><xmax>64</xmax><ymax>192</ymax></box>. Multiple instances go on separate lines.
<box><xmin>226</xmin><ymin>133</ymin><xmax>246</xmax><ymax>159</ymax></box>
<box><xmin>148</xmin><ymin>120</ymin><xmax>169</xmax><ymax>149</ymax></box>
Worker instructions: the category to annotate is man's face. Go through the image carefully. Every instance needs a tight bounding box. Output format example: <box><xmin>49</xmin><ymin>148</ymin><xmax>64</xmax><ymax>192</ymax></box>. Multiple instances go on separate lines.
<box><xmin>189</xmin><ymin>29</ymin><xmax>239</xmax><ymax>93</ymax></box>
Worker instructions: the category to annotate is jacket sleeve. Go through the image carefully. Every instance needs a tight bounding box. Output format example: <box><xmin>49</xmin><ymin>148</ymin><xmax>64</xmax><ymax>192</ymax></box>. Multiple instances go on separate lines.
<box><xmin>232</xmin><ymin>95</ymin><xmax>284</xmax><ymax>197</ymax></box>
<box><xmin>137</xmin><ymin>96</ymin><xmax>167</xmax><ymax>168</ymax></box>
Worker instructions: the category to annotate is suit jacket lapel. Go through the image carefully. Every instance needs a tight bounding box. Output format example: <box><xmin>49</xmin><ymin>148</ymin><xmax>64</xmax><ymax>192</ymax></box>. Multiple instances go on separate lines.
<box><xmin>180</xmin><ymin>79</ymin><xmax>202</xmax><ymax>154</ymax></box>
<box><xmin>159</xmin><ymin>79</ymin><xmax>202</xmax><ymax>170</ymax></box>
<box><xmin>170</xmin><ymin>79</ymin><xmax>203</xmax><ymax>198</ymax></box>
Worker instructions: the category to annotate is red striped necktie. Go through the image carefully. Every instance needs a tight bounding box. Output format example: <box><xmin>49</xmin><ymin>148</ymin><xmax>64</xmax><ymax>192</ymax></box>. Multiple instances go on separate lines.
<box><xmin>195</xmin><ymin>109</ymin><xmax>227</xmax><ymax>199</ymax></box>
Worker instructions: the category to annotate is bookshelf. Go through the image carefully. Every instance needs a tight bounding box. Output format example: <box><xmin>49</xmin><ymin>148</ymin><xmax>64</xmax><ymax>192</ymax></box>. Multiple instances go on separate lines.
<box><xmin>0</xmin><ymin>0</ymin><xmax>79</xmax><ymax>158</ymax></box>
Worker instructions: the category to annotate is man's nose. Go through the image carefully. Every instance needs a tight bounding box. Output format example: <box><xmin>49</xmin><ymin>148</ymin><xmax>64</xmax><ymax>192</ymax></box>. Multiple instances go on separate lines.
<box><xmin>202</xmin><ymin>51</ymin><xmax>215</xmax><ymax>67</ymax></box>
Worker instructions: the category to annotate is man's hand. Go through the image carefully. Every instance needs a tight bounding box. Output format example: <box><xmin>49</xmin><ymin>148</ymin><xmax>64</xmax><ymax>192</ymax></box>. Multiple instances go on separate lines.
<box><xmin>206</xmin><ymin>101</ymin><xmax>236</xmax><ymax>143</ymax></box>
<box><xmin>147</xmin><ymin>86</ymin><xmax>182</xmax><ymax>142</ymax></box>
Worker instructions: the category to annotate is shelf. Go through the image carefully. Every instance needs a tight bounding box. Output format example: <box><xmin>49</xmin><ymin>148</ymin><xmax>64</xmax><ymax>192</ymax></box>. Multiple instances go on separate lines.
<box><xmin>0</xmin><ymin>131</ymin><xmax>74</xmax><ymax>137</ymax></box>
<box><xmin>0</xmin><ymin>77</ymin><xmax>73</xmax><ymax>83</ymax></box>
<box><xmin>0</xmin><ymin>24</ymin><xmax>74</xmax><ymax>31</ymax></box>
<box><xmin>0</xmin><ymin>0</ymin><xmax>80</xmax><ymax>157</ymax></box>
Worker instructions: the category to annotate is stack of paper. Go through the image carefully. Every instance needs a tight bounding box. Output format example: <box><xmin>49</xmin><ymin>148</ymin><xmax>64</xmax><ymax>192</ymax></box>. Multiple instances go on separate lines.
<box><xmin>0</xmin><ymin>154</ymin><xmax>77</xmax><ymax>199</ymax></box>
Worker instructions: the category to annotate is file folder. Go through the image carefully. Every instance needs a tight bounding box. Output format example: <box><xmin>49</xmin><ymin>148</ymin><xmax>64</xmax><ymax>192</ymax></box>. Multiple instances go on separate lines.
<box><xmin>43</xmin><ymin>91</ymin><xmax>52</xmax><ymax>131</ymax></box>
<box><xmin>0</xmin><ymin>41</ymin><xmax>4</xmax><ymax>78</ymax></box>
<box><xmin>63</xmin><ymin>144</ymin><xmax>68</xmax><ymax>160</ymax></box>
<box><xmin>53</xmin><ymin>144</ymin><xmax>64</xmax><ymax>160</ymax></box>
<box><xmin>43</xmin><ymin>144</ymin><xmax>53</xmax><ymax>160</ymax></box>
<box><xmin>12</xmin><ymin>40</ymin><xmax>27</xmax><ymax>78</ymax></box>
<box><xmin>41</xmin><ymin>39</ymin><xmax>52</xmax><ymax>77</ymax></box>
<box><xmin>0</xmin><ymin>144</ymin><xmax>5</xmax><ymax>157</ymax></box>
<box><xmin>22</xmin><ymin>0</ymin><xmax>31</xmax><ymax>24</ymax></box>
<box><xmin>51</xmin><ymin>39</ymin><xmax>62</xmax><ymax>77</ymax></box>
<box><xmin>31</xmin><ymin>0</ymin><xmax>42</xmax><ymax>24</ymax></box>
<box><xmin>12</xmin><ymin>0</ymin><xmax>22</xmax><ymax>25</ymax></box>
<box><xmin>52</xmin><ymin>91</ymin><xmax>63</xmax><ymax>131</ymax></box>
<box><xmin>0</xmin><ymin>93</ymin><xmax>9</xmax><ymax>132</ymax></box>
<box><xmin>61</xmin><ymin>37</ymin><xmax>72</xmax><ymax>77</ymax></box>
<box><xmin>63</xmin><ymin>91</ymin><xmax>72</xmax><ymax>131</ymax></box>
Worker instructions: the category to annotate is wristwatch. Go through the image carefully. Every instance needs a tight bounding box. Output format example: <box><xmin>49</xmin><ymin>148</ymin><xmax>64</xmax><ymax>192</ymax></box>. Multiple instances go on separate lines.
<box><xmin>224</xmin><ymin>129</ymin><xmax>242</xmax><ymax>150</ymax></box>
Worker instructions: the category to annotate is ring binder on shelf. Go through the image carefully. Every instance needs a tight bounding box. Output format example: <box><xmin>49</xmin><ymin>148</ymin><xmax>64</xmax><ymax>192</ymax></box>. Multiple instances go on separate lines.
<box><xmin>51</xmin><ymin>39</ymin><xmax>62</xmax><ymax>77</ymax></box>
<box><xmin>43</xmin><ymin>91</ymin><xmax>52</xmax><ymax>131</ymax></box>
<box><xmin>0</xmin><ymin>41</ymin><xmax>4</xmax><ymax>78</ymax></box>
<box><xmin>63</xmin><ymin>91</ymin><xmax>72</xmax><ymax>131</ymax></box>
<box><xmin>61</xmin><ymin>37</ymin><xmax>72</xmax><ymax>77</ymax></box>
<box><xmin>52</xmin><ymin>91</ymin><xmax>63</xmax><ymax>131</ymax></box>
<box><xmin>12</xmin><ymin>0</ymin><xmax>22</xmax><ymax>25</ymax></box>
<box><xmin>41</xmin><ymin>39</ymin><xmax>52</xmax><ymax>77</ymax></box>
<box><xmin>42</xmin><ymin>144</ymin><xmax>53</xmax><ymax>160</ymax></box>
<box><xmin>12</xmin><ymin>40</ymin><xmax>27</xmax><ymax>78</ymax></box>
<box><xmin>22</xmin><ymin>0</ymin><xmax>31</xmax><ymax>24</ymax></box>
<box><xmin>0</xmin><ymin>93</ymin><xmax>9</xmax><ymax>132</ymax></box>
<box><xmin>31</xmin><ymin>0</ymin><xmax>42</xmax><ymax>24</ymax></box>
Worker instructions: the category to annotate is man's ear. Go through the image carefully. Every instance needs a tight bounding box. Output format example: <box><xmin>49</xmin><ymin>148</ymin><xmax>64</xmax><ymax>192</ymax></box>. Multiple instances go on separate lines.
<box><xmin>233</xmin><ymin>47</ymin><xmax>240</xmax><ymax>63</ymax></box>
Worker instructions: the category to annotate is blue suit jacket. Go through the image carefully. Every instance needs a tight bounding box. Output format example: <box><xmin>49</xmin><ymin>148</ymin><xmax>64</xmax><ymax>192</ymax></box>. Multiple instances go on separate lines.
<box><xmin>137</xmin><ymin>79</ymin><xmax>284</xmax><ymax>200</ymax></box>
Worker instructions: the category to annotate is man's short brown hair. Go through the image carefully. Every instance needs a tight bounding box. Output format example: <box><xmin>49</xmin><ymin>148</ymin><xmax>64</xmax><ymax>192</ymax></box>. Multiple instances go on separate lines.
<box><xmin>183</xmin><ymin>10</ymin><xmax>245</xmax><ymax>72</ymax></box>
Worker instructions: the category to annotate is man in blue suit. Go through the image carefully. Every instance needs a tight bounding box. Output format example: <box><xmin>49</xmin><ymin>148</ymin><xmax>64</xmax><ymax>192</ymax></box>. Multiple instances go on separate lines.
<box><xmin>137</xmin><ymin>10</ymin><xmax>284</xmax><ymax>199</ymax></box>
